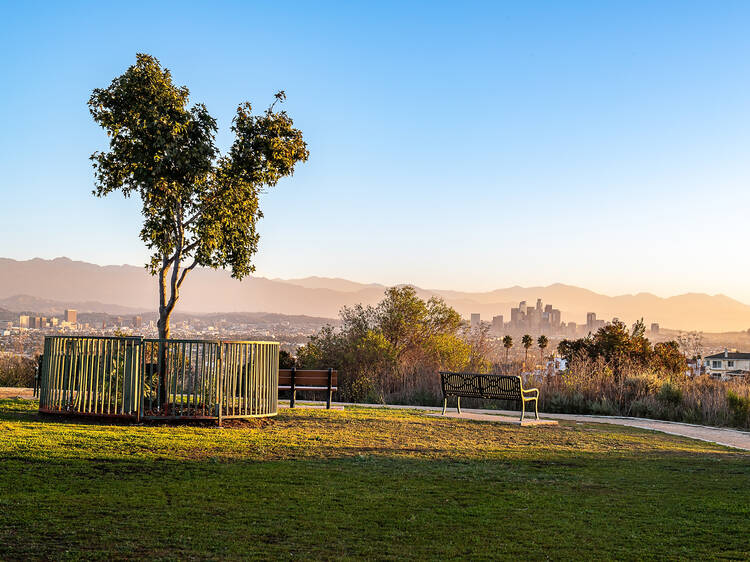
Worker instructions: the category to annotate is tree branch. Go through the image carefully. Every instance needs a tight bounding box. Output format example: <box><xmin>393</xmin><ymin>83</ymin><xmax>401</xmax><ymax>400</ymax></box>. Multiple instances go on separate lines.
<box><xmin>176</xmin><ymin>258</ymin><xmax>199</xmax><ymax>289</ymax></box>
<box><xmin>165</xmin><ymin>201</ymin><xmax>184</xmax><ymax>315</ymax></box>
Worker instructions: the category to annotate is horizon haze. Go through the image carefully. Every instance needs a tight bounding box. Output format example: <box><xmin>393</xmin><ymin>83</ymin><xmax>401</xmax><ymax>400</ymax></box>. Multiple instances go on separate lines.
<box><xmin>1</xmin><ymin>256</ymin><xmax>748</xmax><ymax>333</ymax></box>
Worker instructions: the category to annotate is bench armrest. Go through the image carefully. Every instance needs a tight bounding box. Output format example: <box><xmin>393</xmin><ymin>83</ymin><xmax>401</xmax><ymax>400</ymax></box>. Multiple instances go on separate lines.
<box><xmin>521</xmin><ymin>388</ymin><xmax>539</xmax><ymax>397</ymax></box>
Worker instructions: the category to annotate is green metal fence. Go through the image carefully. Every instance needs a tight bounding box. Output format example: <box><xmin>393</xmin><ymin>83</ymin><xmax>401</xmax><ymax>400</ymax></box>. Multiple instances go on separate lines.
<box><xmin>39</xmin><ymin>335</ymin><xmax>278</xmax><ymax>423</ymax></box>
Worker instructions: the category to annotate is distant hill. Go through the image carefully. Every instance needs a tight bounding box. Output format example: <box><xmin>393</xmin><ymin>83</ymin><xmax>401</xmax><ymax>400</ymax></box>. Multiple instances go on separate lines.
<box><xmin>0</xmin><ymin>306</ymin><xmax>16</xmax><ymax>323</ymax></box>
<box><xmin>1</xmin><ymin>257</ymin><xmax>749</xmax><ymax>332</ymax></box>
<box><xmin>276</xmin><ymin>276</ymin><xmax>384</xmax><ymax>293</ymax></box>
<box><xmin>0</xmin><ymin>294</ymin><xmax>142</xmax><ymax>315</ymax></box>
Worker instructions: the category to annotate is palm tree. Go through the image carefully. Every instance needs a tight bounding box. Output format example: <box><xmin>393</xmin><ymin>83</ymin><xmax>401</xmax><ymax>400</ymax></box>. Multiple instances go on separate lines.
<box><xmin>537</xmin><ymin>335</ymin><xmax>549</xmax><ymax>364</ymax></box>
<box><xmin>502</xmin><ymin>335</ymin><xmax>513</xmax><ymax>362</ymax></box>
<box><xmin>522</xmin><ymin>334</ymin><xmax>533</xmax><ymax>369</ymax></box>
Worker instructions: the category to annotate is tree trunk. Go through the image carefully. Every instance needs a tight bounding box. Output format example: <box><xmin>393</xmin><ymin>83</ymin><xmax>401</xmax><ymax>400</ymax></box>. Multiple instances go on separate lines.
<box><xmin>157</xmin><ymin>264</ymin><xmax>171</xmax><ymax>412</ymax></box>
<box><xmin>154</xmin><ymin>239</ymin><xmax>194</xmax><ymax>413</ymax></box>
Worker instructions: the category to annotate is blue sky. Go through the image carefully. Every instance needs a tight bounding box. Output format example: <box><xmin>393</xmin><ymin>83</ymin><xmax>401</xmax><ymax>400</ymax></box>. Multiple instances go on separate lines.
<box><xmin>2</xmin><ymin>1</ymin><xmax>750</xmax><ymax>300</ymax></box>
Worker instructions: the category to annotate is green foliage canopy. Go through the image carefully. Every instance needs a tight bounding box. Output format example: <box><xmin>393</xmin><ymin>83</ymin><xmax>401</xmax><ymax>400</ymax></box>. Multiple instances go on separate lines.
<box><xmin>297</xmin><ymin>287</ymin><xmax>478</xmax><ymax>402</ymax></box>
<box><xmin>557</xmin><ymin>320</ymin><xmax>685</xmax><ymax>378</ymax></box>
<box><xmin>89</xmin><ymin>54</ymin><xmax>308</xmax><ymax>337</ymax></box>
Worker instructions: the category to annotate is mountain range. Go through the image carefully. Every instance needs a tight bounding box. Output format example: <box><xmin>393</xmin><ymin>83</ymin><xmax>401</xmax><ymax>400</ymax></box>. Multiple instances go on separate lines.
<box><xmin>0</xmin><ymin>257</ymin><xmax>748</xmax><ymax>332</ymax></box>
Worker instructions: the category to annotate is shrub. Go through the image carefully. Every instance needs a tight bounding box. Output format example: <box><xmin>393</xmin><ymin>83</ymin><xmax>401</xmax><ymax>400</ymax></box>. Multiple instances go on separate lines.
<box><xmin>727</xmin><ymin>391</ymin><xmax>750</xmax><ymax>427</ymax></box>
<box><xmin>546</xmin><ymin>391</ymin><xmax>588</xmax><ymax>414</ymax></box>
<box><xmin>629</xmin><ymin>398</ymin><xmax>660</xmax><ymax>420</ymax></box>
<box><xmin>657</xmin><ymin>382</ymin><xmax>682</xmax><ymax>407</ymax></box>
<box><xmin>0</xmin><ymin>353</ymin><xmax>36</xmax><ymax>387</ymax></box>
<box><xmin>590</xmin><ymin>398</ymin><xmax>617</xmax><ymax>416</ymax></box>
<box><xmin>623</xmin><ymin>373</ymin><xmax>661</xmax><ymax>401</ymax></box>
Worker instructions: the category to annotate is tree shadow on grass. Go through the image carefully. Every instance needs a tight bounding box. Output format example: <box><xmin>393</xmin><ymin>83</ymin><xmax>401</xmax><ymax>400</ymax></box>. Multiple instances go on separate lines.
<box><xmin>1</xmin><ymin>452</ymin><xmax>749</xmax><ymax>560</ymax></box>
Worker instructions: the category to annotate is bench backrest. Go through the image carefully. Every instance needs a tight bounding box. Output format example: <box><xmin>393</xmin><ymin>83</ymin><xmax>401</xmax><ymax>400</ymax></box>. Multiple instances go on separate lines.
<box><xmin>440</xmin><ymin>372</ymin><xmax>522</xmax><ymax>400</ymax></box>
<box><xmin>279</xmin><ymin>369</ymin><xmax>338</xmax><ymax>388</ymax></box>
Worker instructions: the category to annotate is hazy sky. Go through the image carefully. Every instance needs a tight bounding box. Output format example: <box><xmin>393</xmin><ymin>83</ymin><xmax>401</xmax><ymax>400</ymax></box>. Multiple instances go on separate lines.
<box><xmin>2</xmin><ymin>1</ymin><xmax>749</xmax><ymax>301</ymax></box>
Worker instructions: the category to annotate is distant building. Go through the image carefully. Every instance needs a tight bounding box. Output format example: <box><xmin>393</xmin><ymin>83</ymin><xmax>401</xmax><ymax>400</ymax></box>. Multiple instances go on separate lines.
<box><xmin>506</xmin><ymin>299</ymin><xmax>565</xmax><ymax>334</ymax></box>
<box><xmin>549</xmin><ymin>309</ymin><xmax>561</xmax><ymax>328</ymax></box>
<box><xmin>133</xmin><ymin>315</ymin><xmax>143</xmax><ymax>329</ymax></box>
<box><xmin>470</xmin><ymin>313</ymin><xmax>480</xmax><ymax>331</ymax></box>
<box><xmin>510</xmin><ymin>307</ymin><xmax>521</xmax><ymax>326</ymax></box>
<box><xmin>650</xmin><ymin>323</ymin><xmax>659</xmax><ymax>335</ymax></box>
<box><xmin>491</xmin><ymin>315</ymin><xmax>503</xmax><ymax>334</ymax></box>
<box><xmin>704</xmin><ymin>350</ymin><xmax>750</xmax><ymax>380</ymax></box>
<box><xmin>64</xmin><ymin>309</ymin><xmax>77</xmax><ymax>324</ymax></box>
<box><xmin>586</xmin><ymin>312</ymin><xmax>597</xmax><ymax>332</ymax></box>
<box><xmin>19</xmin><ymin>315</ymin><xmax>29</xmax><ymax>328</ymax></box>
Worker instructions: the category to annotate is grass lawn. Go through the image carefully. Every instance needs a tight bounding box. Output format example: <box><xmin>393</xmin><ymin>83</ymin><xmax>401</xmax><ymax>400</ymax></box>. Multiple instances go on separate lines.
<box><xmin>0</xmin><ymin>399</ymin><xmax>748</xmax><ymax>560</ymax></box>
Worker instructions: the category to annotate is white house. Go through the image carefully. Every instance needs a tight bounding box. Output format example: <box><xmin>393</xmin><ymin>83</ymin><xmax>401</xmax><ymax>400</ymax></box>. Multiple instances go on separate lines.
<box><xmin>703</xmin><ymin>350</ymin><xmax>750</xmax><ymax>380</ymax></box>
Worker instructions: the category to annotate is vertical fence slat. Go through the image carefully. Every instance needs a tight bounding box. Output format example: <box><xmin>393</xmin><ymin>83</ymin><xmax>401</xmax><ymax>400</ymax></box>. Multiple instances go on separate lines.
<box><xmin>106</xmin><ymin>339</ymin><xmax>113</xmax><ymax>415</ymax></box>
<box><xmin>200</xmin><ymin>343</ymin><xmax>207</xmax><ymax>416</ymax></box>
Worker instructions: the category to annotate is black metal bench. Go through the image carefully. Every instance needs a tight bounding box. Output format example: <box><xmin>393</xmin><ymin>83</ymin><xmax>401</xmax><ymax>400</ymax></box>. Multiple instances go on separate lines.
<box><xmin>439</xmin><ymin>371</ymin><xmax>540</xmax><ymax>421</ymax></box>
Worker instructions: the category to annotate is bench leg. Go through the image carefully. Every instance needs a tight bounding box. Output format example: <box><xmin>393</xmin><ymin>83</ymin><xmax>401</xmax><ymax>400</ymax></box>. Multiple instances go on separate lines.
<box><xmin>442</xmin><ymin>398</ymin><xmax>447</xmax><ymax>416</ymax></box>
<box><xmin>290</xmin><ymin>390</ymin><xmax>296</xmax><ymax>409</ymax></box>
<box><xmin>534</xmin><ymin>398</ymin><xmax>539</xmax><ymax>420</ymax></box>
<box><xmin>520</xmin><ymin>400</ymin><xmax>525</xmax><ymax>422</ymax></box>
<box><xmin>327</xmin><ymin>390</ymin><xmax>332</xmax><ymax>410</ymax></box>
<box><xmin>456</xmin><ymin>396</ymin><xmax>461</xmax><ymax>415</ymax></box>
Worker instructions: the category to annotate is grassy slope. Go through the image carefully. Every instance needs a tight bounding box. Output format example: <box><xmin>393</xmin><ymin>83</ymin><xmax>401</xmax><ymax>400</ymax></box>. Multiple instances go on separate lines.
<box><xmin>0</xmin><ymin>400</ymin><xmax>748</xmax><ymax>561</ymax></box>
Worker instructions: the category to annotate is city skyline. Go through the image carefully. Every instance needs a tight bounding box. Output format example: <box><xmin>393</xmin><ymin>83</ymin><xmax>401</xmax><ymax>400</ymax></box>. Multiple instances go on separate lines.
<box><xmin>1</xmin><ymin>255</ymin><xmax>747</xmax><ymax>332</ymax></box>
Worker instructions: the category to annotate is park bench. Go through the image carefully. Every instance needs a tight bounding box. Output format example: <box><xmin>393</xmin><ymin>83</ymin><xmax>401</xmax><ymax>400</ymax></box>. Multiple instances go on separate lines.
<box><xmin>439</xmin><ymin>371</ymin><xmax>540</xmax><ymax>421</ymax></box>
<box><xmin>279</xmin><ymin>368</ymin><xmax>338</xmax><ymax>409</ymax></box>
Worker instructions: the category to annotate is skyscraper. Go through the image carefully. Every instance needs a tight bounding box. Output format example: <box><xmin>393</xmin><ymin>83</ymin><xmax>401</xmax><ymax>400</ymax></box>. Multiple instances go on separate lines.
<box><xmin>64</xmin><ymin>309</ymin><xmax>77</xmax><ymax>324</ymax></box>
<box><xmin>586</xmin><ymin>312</ymin><xmax>597</xmax><ymax>331</ymax></box>
<box><xmin>470</xmin><ymin>313</ymin><xmax>480</xmax><ymax>331</ymax></box>
<box><xmin>550</xmin><ymin>309</ymin><xmax>561</xmax><ymax>329</ymax></box>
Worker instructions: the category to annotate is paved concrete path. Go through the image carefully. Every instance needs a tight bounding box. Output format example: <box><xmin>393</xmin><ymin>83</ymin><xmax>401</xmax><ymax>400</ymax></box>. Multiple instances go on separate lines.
<box><xmin>0</xmin><ymin>387</ymin><xmax>34</xmax><ymax>399</ymax></box>
<box><xmin>318</xmin><ymin>401</ymin><xmax>750</xmax><ymax>451</ymax></box>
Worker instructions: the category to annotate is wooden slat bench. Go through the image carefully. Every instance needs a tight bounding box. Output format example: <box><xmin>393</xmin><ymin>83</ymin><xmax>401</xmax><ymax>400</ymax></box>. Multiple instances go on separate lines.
<box><xmin>279</xmin><ymin>368</ymin><xmax>338</xmax><ymax>409</ymax></box>
<box><xmin>439</xmin><ymin>371</ymin><xmax>540</xmax><ymax>421</ymax></box>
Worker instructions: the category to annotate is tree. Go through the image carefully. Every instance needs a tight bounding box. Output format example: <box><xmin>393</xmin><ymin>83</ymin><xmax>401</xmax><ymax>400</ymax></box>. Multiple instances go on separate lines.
<box><xmin>537</xmin><ymin>334</ymin><xmax>549</xmax><ymax>363</ymax></box>
<box><xmin>89</xmin><ymin>54</ymin><xmax>308</xmax><ymax>344</ymax></box>
<box><xmin>652</xmin><ymin>341</ymin><xmax>688</xmax><ymax>378</ymax></box>
<box><xmin>677</xmin><ymin>331</ymin><xmax>704</xmax><ymax>360</ymax></box>
<box><xmin>298</xmin><ymin>287</ymin><xmax>470</xmax><ymax>401</ymax></box>
<box><xmin>556</xmin><ymin>320</ymin><xmax>679</xmax><ymax>380</ymax></box>
<box><xmin>502</xmin><ymin>335</ymin><xmax>513</xmax><ymax>362</ymax></box>
<box><xmin>521</xmin><ymin>334</ymin><xmax>533</xmax><ymax>368</ymax></box>
<box><xmin>279</xmin><ymin>350</ymin><xmax>296</xmax><ymax>369</ymax></box>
